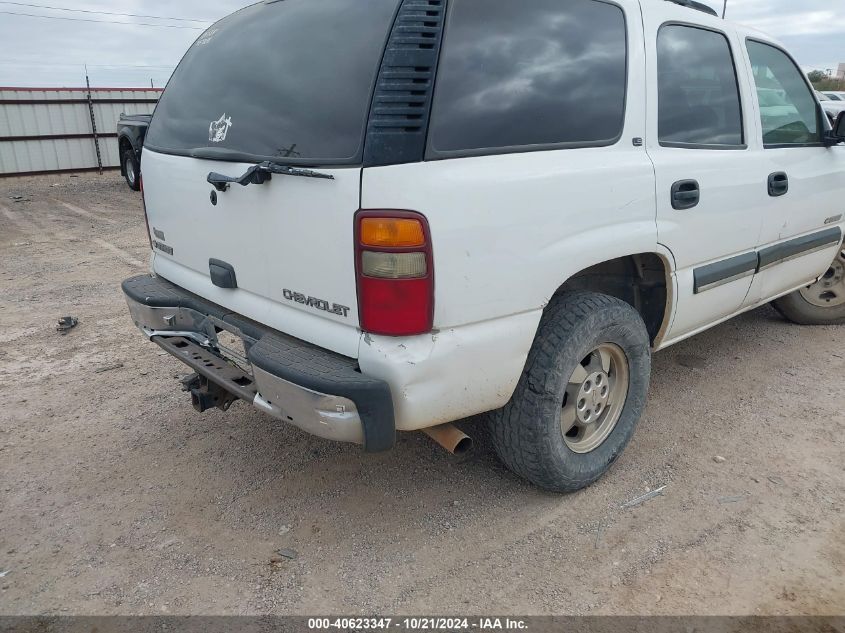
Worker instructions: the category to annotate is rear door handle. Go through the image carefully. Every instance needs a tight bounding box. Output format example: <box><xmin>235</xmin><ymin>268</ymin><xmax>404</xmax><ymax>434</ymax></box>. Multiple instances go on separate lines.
<box><xmin>671</xmin><ymin>179</ymin><xmax>700</xmax><ymax>210</ymax></box>
<box><xmin>768</xmin><ymin>172</ymin><xmax>789</xmax><ymax>197</ymax></box>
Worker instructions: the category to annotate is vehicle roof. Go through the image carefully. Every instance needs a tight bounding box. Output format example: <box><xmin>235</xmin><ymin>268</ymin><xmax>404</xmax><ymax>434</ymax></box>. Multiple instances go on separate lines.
<box><xmin>730</xmin><ymin>21</ymin><xmax>784</xmax><ymax>48</ymax></box>
<box><xmin>643</xmin><ymin>1</ymin><xmax>784</xmax><ymax>48</ymax></box>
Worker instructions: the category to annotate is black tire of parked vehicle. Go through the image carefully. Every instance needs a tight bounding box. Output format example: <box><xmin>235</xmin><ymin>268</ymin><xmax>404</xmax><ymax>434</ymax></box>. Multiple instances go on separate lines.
<box><xmin>488</xmin><ymin>291</ymin><xmax>651</xmax><ymax>493</ymax></box>
<box><xmin>772</xmin><ymin>290</ymin><xmax>845</xmax><ymax>325</ymax></box>
<box><xmin>123</xmin><ymin>149</ymin><xmax>141</xmax><ymax>192</ymax></box>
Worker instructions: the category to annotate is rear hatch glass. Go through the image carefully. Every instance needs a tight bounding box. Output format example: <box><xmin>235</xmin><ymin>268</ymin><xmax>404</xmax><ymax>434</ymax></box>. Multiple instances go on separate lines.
<box><xmin>141</xmin><ymin>0</ymin><xmax>400</xmax><ymax>356</ymax></box>
<box><xmin>145</xmin><ymin>0</ymin><xmax>400</xmax><ymax>165</ymax></box>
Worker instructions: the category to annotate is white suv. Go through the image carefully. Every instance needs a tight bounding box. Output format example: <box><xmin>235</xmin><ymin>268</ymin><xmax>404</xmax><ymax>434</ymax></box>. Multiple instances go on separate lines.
<box><xmin>124</xmin><ymin>0</ymin><xmax>845</xmax><ymax>492</ymax></box>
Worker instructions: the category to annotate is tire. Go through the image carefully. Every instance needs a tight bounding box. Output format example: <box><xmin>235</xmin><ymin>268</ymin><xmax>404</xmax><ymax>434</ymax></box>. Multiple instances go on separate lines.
<box><xmin>122</xmin><ymin>149</ymin><xmax>141</xmax><ymax>191</ymax></box>
<box><xmin>772</xmin><ymin>248</ymin><xmax>845</xmax><ymax>325</ymax></box>
<box><xmin>488</xmin><ymin>291</ymin><xmax>651</xmax><ymax>493</ymax></box>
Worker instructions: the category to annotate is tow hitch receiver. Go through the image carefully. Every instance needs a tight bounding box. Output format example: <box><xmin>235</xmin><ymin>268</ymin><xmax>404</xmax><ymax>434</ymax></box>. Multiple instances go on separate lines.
<box><xmin>152</xmin><ymin>335</ymin><xmax>259</xmax><ymax>414</ymax></box>
<box><xmin>181</xmin><ymin>373</ymin><xmax>238</xmax><ymax>413</ymax></box>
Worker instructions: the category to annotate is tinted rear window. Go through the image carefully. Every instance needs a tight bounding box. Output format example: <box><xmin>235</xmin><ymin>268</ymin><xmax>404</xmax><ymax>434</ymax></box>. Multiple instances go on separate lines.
<box><xmin>657</xmin><ymin>26</ymin><xmax>744</xmax><ymax>148</ymax></box>
<box><xmin>427</xmin><ymin>0</ymin><xmax>627</xmax><ymax>156</ymax></box>
<box><xmin>746</xmin><ymin>40</ymin><xmax>822</xmax><ymax>146</ymax></box>
<box><xmin>145</xmin><ymin>0</ymin><xmax>399</xmax><ymax>164</ymax></box>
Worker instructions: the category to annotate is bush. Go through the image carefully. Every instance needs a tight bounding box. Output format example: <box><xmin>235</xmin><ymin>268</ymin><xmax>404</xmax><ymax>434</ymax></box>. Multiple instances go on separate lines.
<box><xmin>808</xmin><ymin>71</ymin><xmax>845</xmax><ymax>92</ymax></box>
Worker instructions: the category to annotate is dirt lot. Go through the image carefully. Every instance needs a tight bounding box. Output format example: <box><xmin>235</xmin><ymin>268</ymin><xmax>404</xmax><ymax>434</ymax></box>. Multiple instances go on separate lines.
<box><xmin>0</xmin><ymin>173</ymin><xmax>843</xmax><ymax>616</ymax></box>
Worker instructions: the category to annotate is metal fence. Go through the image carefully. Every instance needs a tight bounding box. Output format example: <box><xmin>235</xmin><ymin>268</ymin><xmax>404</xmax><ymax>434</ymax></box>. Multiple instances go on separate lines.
<box><xmin>0</xmin><ymin>87</ymin><xmax>161</xmax><ymax>177</ymax></box>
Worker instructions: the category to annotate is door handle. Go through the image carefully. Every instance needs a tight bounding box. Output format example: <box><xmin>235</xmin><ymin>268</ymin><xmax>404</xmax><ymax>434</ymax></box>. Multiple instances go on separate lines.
<box><xmin>768</xmin><ymin>172</ymin><xmax>789</xmax><ymax>197</ymax></box>
<box><xmin>671</xmin><ymin>179</ymin><xmax>700</xmax><ymax>210</ymax></box>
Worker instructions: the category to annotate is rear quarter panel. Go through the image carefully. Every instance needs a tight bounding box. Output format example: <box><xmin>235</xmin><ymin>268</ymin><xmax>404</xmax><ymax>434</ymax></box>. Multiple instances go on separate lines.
<box><xmin>361</xmin><ymin>145</ymin><xmax>662</xmax><ymax>330</ymax></box>
<box><xmin>359</xmin><ymin>143</ymin><xmax>666</xmax><ymax>430</ymax></box>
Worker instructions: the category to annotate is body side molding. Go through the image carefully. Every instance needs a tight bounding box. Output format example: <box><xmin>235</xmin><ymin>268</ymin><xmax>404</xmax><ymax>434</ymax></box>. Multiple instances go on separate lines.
<box><xmin>693</xmin><ymin>227</ymin><xmax>843</xmax><ymax>294</ymax></box>
<box><xmin>757</xmin><ymin>227</ymin><xmax>842</xmax><ymax>272</ymax></box>
<box><xmin>694</xmin><ymin>252</ymin><xmax>758</xmax><ymax>294</ymax></box>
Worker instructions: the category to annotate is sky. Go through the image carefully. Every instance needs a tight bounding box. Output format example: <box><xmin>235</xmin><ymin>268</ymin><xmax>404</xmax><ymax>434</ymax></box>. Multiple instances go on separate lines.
<box><xmin>0</xmin><ymin>0</ymin><xmax>843</xmax><ymax>88</ymax></box>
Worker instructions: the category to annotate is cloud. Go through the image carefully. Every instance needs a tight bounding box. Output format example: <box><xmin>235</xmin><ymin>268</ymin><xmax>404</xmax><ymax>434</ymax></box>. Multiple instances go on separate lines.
<box><xmin>701</xmin><ymin>0</ymin><xmax>845</xmax><ymax>69</ymax></box>
<box><xmin>0</xmin><ymin>0</ymin><xmax>246</xmax><ymax>87</ymax></box>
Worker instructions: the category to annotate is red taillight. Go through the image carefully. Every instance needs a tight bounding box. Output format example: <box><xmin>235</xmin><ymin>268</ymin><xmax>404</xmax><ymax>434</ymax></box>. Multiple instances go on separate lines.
<box><xmin>355</xmin><ymin>210</ymin><xmax>434</xmax><ymax>336</ymax></box>
<box><xmin>140</xmin><ymin>175</ymin><xmax>152</xmax><ymax>249</ymax></box>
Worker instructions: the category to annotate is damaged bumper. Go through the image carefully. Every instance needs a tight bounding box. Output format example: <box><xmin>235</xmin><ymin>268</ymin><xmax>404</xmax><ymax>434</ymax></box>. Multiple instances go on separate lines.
<box><xmin>122</xmin><ymin>275</ymin><xmax>396</xmax><ymax>452</ymax></box>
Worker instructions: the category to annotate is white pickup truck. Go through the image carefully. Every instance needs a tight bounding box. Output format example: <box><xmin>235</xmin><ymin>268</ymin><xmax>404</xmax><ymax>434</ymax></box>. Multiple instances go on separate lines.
<box><xmin>123</xmin><ymin>0</ymin><xmax>845</xmax><ymax>492</ymax></box>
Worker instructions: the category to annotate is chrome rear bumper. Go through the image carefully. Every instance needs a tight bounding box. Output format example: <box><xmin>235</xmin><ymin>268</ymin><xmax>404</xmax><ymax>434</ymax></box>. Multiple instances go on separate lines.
<box><xmin>123</xmin><ymin>275</ymin><xmax>396</xmax><ymax>452</ymax></box>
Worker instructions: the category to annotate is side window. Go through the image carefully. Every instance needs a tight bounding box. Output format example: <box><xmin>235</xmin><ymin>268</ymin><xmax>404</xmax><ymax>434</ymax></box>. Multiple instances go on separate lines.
<box><xmin>746</xmin><ymin>41</ymin><xmax>822</xmax><ymax>146</ymax></box>
<box><xmin>657</xmin><ymin>25</ymin><xmax>744</xmax><ymax>148</ymax></box>
<box><xmin>427</xmin><ymin>0</ymin><xmax>627</xmax><ymax>156</ymax></box>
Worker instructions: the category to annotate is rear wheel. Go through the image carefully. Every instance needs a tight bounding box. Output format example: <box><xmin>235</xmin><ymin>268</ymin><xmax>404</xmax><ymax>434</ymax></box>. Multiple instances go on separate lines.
<box><xmin>122</xmin><ymin>149</ymin><xmax>141</xmax><ymax>191</ymax></box>
<box><xmin>488</xmin><ymin>291</ymin><xmax>651</xmax><ymax>492</ymax></box>
<box><xmin>773</xmin><ymin>247</ymin><xmax>845</xmax><ymax>325</ymax></box>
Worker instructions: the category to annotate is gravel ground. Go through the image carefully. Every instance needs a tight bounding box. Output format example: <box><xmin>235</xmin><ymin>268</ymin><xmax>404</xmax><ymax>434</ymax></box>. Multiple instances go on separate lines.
<box><xmin>0</xmin><ymin>173</ymin><xmax>843</xmax><ymax>616</ymax></box>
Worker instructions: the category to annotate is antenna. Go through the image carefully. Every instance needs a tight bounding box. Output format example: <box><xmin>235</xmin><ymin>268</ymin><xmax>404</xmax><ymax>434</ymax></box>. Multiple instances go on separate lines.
<box><xmin>722</xmin><ymin>0</ymin><xmax>727</xmax><ymax>18</ymax></box>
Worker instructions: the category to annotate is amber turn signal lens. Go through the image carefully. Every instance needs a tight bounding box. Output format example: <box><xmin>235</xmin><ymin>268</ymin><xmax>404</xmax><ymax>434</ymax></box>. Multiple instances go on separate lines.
<box><xmin>360</xmin><ymin>217</ymin><xmax>425</xmax><ymax>248</ymax></box>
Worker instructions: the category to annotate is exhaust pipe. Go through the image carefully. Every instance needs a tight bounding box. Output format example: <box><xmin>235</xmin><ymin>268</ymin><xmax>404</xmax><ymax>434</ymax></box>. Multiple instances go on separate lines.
<box><xmin>422</xmin><ymin>424</ymin><xmax>473</xmax><ymax>456</ymax></box>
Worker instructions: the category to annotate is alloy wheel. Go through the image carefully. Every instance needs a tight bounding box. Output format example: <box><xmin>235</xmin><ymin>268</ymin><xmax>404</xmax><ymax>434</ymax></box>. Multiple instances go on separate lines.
<box><xmin>561</xmin><ymin>343</ymin><xmax>630</xmax><ymax>454</ymax></box>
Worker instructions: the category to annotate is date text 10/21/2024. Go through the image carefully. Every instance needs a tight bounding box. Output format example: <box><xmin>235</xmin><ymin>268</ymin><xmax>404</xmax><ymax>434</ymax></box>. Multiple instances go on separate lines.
<box><xmin>307</xmin><ymin>618</ymin><xmax>529</xmax><ymax>631</ymax></box>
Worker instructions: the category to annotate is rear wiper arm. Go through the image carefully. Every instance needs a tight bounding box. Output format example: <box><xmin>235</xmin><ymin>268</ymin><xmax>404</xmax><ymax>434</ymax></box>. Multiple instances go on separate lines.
<box><xmin>207</xmin><ymin>161</ymin><xmax>334</xmax><ymax>192</ymax></box>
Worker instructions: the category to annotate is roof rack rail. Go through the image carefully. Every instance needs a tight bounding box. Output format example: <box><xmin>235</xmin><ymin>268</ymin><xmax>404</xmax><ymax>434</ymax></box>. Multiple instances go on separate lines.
<box><xmin>664</xmin><ymin>0</ymin><xmax>720</xmax><ymax>17</ymax></box>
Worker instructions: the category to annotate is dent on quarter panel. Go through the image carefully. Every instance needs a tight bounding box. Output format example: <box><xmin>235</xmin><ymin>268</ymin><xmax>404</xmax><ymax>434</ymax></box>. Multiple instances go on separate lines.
<box><xmin>358</xmin><ymin>312</ymin><xmax>543</xmax><ymax>431</ymax></box>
